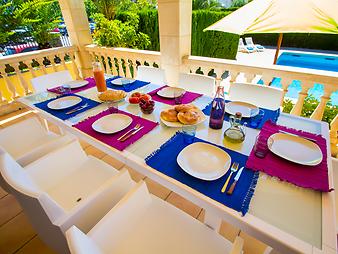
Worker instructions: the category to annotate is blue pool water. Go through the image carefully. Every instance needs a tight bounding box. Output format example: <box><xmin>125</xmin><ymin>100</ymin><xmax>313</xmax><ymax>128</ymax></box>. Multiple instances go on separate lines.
<box><xmin>271</xmin><ymin>52</ymin><xmax>338</xmax><ymax>105</ymax></box>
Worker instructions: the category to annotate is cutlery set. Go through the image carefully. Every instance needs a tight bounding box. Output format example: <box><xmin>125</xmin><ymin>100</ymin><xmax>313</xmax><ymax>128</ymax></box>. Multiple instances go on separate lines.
<box><xmin>221</xmin><ymin>162</ymin><xmax>244</xmax><ymax>195</ymax></box>
<box><xmin>65</xmin><ymin>103</ymin><xmax>89</xmax><ymax>115</ymax></box>
<box><xmin>117</xmin><ymin>124</ymin><xmax>144</xmax><ymax>142</ymax></box>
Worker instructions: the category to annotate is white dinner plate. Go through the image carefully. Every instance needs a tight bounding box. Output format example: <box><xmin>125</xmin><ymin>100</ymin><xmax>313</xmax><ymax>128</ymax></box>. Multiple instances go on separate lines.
<box><xmin>225</xmin><ymin>101</ymin><xmax>259</xmax><ymax>118</ymax></box>
<box><xmin>65</xmin><ymin>80</ymin><xmax>89</xmax><ymax>89</ymax></box>
<box><xmin>177</xmin><ymin>142</ymin><xmax>231</xmax><ymax>181</ymax></box>
<box><xmin>111</xmin><ymin>78</ymin><xmax>134</xmax><ymax>86</ymax></box>
<box><xmin>47</xmin><ymin>96</ymin><xmax>82</xmax><ymax>110</ymax></box>
<box><xmin>92</xmin><ymin>114</ymin><xmax>132</xmax><ymax>134</ymax></box>
<box><xmin>267</xmin><ymin>133</ymin><xmax>323</xmax><ymax>166</ymax></box>
<box><xmin>160</xmin><ymin>105</ymin><xmax>207</xmax><ymax>128</ymax></box>
<box><xmin>157</xmin><ymin>87</ymin><xmax>185</xmax><ymax>98</ymax></box>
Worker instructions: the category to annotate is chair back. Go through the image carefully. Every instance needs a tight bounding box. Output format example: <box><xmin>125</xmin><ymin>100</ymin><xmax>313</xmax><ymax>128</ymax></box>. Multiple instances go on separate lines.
<box><xmin>239</xmin><ymin>38</ymin><xmax>245</xmax><ymax>47</ymax></box>
<box><xmin>66</xmin><ymin>226</ymin><xmax>102</xmax><ymax>254</ymax></box>
<box><xmin>245</xmin><ymin>37</ymin><xmax>254</xmax><ymax>46</ymax></box>
<box><xmin>0</xmin><ymin>147</ymin><xmax>70</xmax><ymax>254</ymax></box>
<box><xmin>179</xmin><ymin>73</ymin><xmax>216</xmax><ymax>97</ymax></box>
<box><xmin>136</xmin><ymin>66</ymin><xmax>167</xmax><ymax>85</ymax></box>
<box><xmin>31</xmin><ymin>70</ymin><xmax>73</xmax><ymax>93</ymax></box>
<box><xmin>0</xmin><ymin>117</ymin><xmax>46</xmax><ymax>159</ymax></box>
<box><xmin>229</xmin><ymin>83</ymin><xmax>283</xmax><ymax>110</ymax></box>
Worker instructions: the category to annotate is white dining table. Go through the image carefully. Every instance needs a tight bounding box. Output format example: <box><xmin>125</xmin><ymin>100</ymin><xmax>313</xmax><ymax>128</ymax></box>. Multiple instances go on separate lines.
<box><xmin>19</xmin><ymin>81</ymin><xmax>337</xmax><ymax>254</ymax></box>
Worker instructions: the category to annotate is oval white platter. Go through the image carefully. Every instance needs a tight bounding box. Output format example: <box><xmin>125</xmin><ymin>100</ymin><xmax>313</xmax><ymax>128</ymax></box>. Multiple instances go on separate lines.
<box><xmin>111</xmin><ymin>78</ymin><xmax>135</xmax><ymax>86</ymax></box>
<box><xmin>225</xmin><ymin>101</ymin><xmax>259</xmax><ymax>118</ymax></box>
<box><xmin>267</xmin><ymin>133</ymin><xmax>323</xmax><ymax>166</ymax></box>
<box><xmin>47</xmin><ymin>96</ymin><xmax>82</xmax><ymax>110</ymax></box>
<box><xmin>177</xmin><ymin>142</ymin><xmax>231</xmax><ymax>181</ymax></box>
<box><xmin>92</xmin><ymin>114</ymin><xmax>133</xmax><ymax>134</ymax></box>
<box><xmin>157</xmin><ymin>87</ymin><xmax>185</xmax><ymax>99</ymax></box>
<box><xmin>65</xmin><ymin>80</ymin><xmax>89</xmax><ymax>89</ymax></box>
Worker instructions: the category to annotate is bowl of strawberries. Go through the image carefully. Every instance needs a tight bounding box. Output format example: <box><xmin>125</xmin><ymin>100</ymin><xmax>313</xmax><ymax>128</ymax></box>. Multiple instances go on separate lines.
<box><xmin>139</xmin><ymin>98</ymin><xmax>155</xmax><ymax>114</ymax></box>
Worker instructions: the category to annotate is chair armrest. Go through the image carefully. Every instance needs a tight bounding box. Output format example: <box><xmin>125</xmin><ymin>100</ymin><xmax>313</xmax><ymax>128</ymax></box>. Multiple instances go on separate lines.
<box><xmin>55</xmin><ymin>169</ymin><xmax>135</xmax><ymax>233</ymax></box>
<box><xmin>229</xmin><ymin>236</ymin><xmax>244</xmax><ymax>254</ymax></box>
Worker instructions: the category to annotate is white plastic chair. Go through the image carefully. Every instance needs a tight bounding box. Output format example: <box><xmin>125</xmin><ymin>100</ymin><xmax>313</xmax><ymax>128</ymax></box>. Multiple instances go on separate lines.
<box><xmin>179</xmin><ymin>73</ymin><xmax>216</xmax><ymax>97</ymax></box>
<box><xmin>229</xmin><ymin>83</ymin><xmax>284</xmax><ymax>110</ymax></box>
<box><xmin>0</xmin><ymin>116</ymin><xmax>75</xmax><ymax>167</ymax></box>
<box><xmin>238</xmin><ymin>38</ymin><xmax>254</xmax><ymax>53</ymax></box>
<box><xmin>66</xmin><ymin>181</ymin><xmax>244</xmax><ymax>254</ymax></box>
<box><xmin>136</xmin><ymin>66</ymin><xmax>167</xmax><ymax>85</ymax></box>
<box><xmin>0</xmin><ymin>140</ymin><xmax>135</xmax><ymax>254</ymax></box>
<box><xmin>245</xmin><ymin>37</ymin><xmax>265</xmax><ymax>52</ymax></box>
<box><xmin>31</xmin><ymin>70</ymin><xmax>73</xmax><ymax>93</ymax></box>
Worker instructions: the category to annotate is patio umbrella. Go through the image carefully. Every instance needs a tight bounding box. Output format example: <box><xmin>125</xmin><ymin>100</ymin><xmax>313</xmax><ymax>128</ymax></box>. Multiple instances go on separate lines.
<box><xmin>204</xmin><ymin>0</ymin><xmax>338</xmax><ymax>64</ymax></box>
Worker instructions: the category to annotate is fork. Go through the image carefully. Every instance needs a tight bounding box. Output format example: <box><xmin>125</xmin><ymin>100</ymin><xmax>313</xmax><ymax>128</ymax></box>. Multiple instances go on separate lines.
<box><xmin>221</xmin><ymin>162</ymin><xmax>239</xmax><ymax>193</ymax></box>
<box><xmin>117</xmin><ymin>123</ymin><xmax>141</xmax><ymax>141</ymax></box>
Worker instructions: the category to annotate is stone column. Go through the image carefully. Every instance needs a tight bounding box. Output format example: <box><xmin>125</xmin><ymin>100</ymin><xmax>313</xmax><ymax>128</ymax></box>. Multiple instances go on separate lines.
<box><xmin>158</xmin><ymin>0</ymin><xmax>192</xmax><ymax>85</ymax></box>
<box><xmin>58</xmin><ymin>0</ymin><xmax>93</xmax><ymax>78</ymax></box>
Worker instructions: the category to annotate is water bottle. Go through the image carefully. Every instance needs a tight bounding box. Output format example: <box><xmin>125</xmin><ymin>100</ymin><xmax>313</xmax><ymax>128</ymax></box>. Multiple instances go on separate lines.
<box><xmin>209</xmin><ymin>86</ymin><xmax>225</xmax><ymax>129</ymax></box>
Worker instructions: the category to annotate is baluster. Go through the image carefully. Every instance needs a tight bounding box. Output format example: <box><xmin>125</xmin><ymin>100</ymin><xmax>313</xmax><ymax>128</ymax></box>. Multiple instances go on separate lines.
<box><xmin>310</xmin><ymin>87</ymin><xmax>331</xmax><ymax>120</ymax></box>
<box><xmin>0</xmin><ymin>89</ymin><xmax>5</xmax><ymax>104</ymax></box>
<box><xmin>229</xmin><ymin>71</ymin><xmax>240</xmax><ymax>83</ymax></box>
<box><xmin>117</xmin><ymin>58</ymin><xmax>124</xmax><ymax>77</ymax></box>
<box><xmin>0</xmin><ymin>67</ymin><xmax>17</xmax><ymax>100</ymax></box>
<box><xmin>13</xmin><ymin>65</ymin><xmax>30</xmax><ymax>95</ymax></box>
<box><xmin>69</xmin><ymin>52</ymin><xmax>80</xmax><ymax>79</ymax></box>
<box><xmin>329</xmin><ymin>114</ymin><xmax>338</xmax><ymax>157</ymax></box>
<box><xmin>37</xmin><ymin>57</ymin><xmax>48</xmax><ymax>74</ymax></box>
<box><xmin>59</xmin><ymin>53</ymin><xmax>69</xmax><ymax>71</ymax></box>
<box><xmin>278</xmin><ymin>77</ymin><xmax>292</xmax><ymax>105</ymax></box>
<box><xmin>49</xmin><ymin>55</ymin><xmax>58</xmax><ymax>72</ymax></box>
<box><xmin>104</xmin><ymin>54</ymin><xmax>112</xmax><ymax>75</ymax></box>
<box><xmin>290</xmin><ymin>84</ymin><xmax>310</xmax><ymax>116</ymax></box>
<box><xmin>244</xmin><ymin>72</ymin><xmax>256</xmax><ymax>83</ymax></box>
<box><xmin>23</xmin><ymin>59</ymin><xmax>37</xmax><ymax>78</ymax></box>
<box><xmin>214</xmin><ymin>68</ymin><xmax>223</xmax><ymax>90</ymax></box>
<box><xmin>98</xmin><ymin>53</ymin><xmax>106</xmax><ymax>73</ymax></box>
<box><xmin>109</xmin><ymin>57</ymin><xmax>119</xmax><ymax>76</ymax></box>
<box><xmin>124</xmin><ymin>58</ymin><xmax>132</xmax><ymax>78</ymax></box>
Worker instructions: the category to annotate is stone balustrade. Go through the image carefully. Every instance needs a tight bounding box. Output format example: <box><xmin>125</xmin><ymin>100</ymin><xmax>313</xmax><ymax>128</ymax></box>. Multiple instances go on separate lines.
<box><xmin>0</xmin><ymin>46</ymin><xmax>79</xmax><ymax>104</ymax></box>
<box><xmin>85</xmin><ymin>44</ymin><xmax>161</xmax><ymax>79</ymax></box>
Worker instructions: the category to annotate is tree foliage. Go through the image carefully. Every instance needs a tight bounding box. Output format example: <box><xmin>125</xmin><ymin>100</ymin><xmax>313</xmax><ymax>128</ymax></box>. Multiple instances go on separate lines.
<box><xmin>192</xmin><ymin>0</ymin><xmax>222</xmax><ymax>10</ymax></box>
<box><xmin>92</xmin><ymin>13</ymin><xmax>150</xmax><ymax>49</ymax></box>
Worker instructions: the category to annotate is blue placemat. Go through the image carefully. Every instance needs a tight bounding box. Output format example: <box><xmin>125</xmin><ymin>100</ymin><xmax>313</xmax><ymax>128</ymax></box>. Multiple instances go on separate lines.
<box><xmin>107</xmin><ymin>76</ymin><xmax>150</xmax><ymax>92</ymax></box>
<box><xmin>202</xmin><ymin>100</ymin><xmax>280</xmax><ymax>129</ymax></box>
<box><xmin>34</xmin><ymin>94</ymin><xmax>101</xmax><ymax>120</ymax></box>
<box><xmin>146</xmin><ymin>132</ymin><xmax>259</xmax><ymax>215</ymax></box>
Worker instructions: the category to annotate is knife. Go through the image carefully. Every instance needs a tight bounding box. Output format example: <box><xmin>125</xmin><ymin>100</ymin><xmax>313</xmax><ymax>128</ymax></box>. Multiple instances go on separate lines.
<box><xmin>226</xmin><ymin>167</ymin><xmax>244</xmax><ymax>195</ymax></box>
<box><xmin>119</xmin><ymin>126</ymin><xmax>144</xmax><ymax>142</ymax></box>
<box><xmin>65</xmin><ymin>103</ymin><xmax>88</xmax><ymax>115</ymax></box>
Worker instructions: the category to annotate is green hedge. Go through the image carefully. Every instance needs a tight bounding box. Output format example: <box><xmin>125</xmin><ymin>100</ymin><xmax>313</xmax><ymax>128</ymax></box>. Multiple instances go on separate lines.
<box><xmin>136</xmin><ymin>9</ymin><xmax>239</xmax><ymax>59</ymax></box>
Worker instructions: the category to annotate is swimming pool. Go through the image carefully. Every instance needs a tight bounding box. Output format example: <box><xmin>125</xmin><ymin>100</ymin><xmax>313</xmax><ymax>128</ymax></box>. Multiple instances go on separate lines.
<box><xmin>271</xmin><ymin>52</ymin><xmax>338</xmax><ymax>105</ymax></box>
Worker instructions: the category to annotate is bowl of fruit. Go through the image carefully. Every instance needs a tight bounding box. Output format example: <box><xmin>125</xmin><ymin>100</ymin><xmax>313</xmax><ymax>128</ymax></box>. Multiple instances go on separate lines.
<box><xmin>139</xmin><ymin>98</ymin><xmax>155</xmax><ymax>114</ymax></box>
<box><xmin>128</xmin><ymin>92</ymin><xmax>151</xmax><ymax>105</ymax></box>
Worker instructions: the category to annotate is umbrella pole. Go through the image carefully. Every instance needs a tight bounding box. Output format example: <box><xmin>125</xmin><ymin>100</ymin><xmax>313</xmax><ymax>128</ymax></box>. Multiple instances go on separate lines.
<box><xmin>273</xmin><ymin>33</ymin><xmax>283</xmax><ymax>64</ymax></box>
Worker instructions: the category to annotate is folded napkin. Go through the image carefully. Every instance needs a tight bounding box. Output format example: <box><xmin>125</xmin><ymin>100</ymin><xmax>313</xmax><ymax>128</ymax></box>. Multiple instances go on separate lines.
<box><xmin>34</xmin><ymin>94</ymin><xmax>101</xmax><ymax>120</ymax></box>
<box><xmin>202</xmin><ymin>100</ymin><xmax>280</xmax><ymax>129</ymax></box>
<box><xmin>148</xmin><ymin>86</ymin><xmax>203</xmax><ymax>105</ymax></box>
<box><xmin>107</xmin><ymin>78</ymin><xmax>150</xmax><ymax>92</ymax></box>
<box><xmin>246</xmin><ymin>120</ymin><xmax>330</xmax><ymax>192</ymax></box>
<box><xmin>146</xmin><ymin>132</ymin><xmax>259</xmax><ymax>215</ymax></box>
<box><xmin>73</xmin><ymin>109</ymin><xmax>159</xmax><ymax>151</ymax></box>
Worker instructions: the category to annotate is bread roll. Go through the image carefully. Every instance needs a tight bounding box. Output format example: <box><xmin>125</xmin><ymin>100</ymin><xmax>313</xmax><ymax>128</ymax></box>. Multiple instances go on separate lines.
<box><xmin>98</xmin><ymin>90</ymin><xmax>127</xmax><ymax>101</ymax></box>
<box><xmin>161</xmin><ymin>109</ymin><xmax>178</xmax><ymax>122</ymax></box>
<box><xmin>174</xmin><ymin>104</ymin><xmax>197</xmax><ymax>112</ymax></box>
<box><xmin>177</xmin><ymin>110</ymin><xmax>199</xmax><ymax>125</ymax></box>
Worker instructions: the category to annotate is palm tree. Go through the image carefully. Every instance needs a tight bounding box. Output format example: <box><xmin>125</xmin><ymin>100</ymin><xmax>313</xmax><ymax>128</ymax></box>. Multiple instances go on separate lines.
<box><xmin>192</xmin><ymin>0</ymin><xmax>222</xmax><ymax>10</ymax></box>
<box><xmin>91</xmin><ymin>0</ymin><xmax>120</xmax><ymax>20</ymax></box>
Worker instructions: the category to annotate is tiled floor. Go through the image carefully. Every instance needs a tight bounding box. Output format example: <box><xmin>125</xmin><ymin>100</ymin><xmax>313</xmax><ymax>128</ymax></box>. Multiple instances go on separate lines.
<box><xmin>0</xmin><ymin>109</ymin><xmax>268</xmax><ymax>254</ymax></box>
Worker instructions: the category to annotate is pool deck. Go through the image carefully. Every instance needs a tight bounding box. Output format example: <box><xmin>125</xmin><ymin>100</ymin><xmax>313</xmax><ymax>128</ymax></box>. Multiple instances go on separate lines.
<box><xmin>236</xmin><ymin>47</ymin><xmax>338</xmax><ymax>67</ymax></box>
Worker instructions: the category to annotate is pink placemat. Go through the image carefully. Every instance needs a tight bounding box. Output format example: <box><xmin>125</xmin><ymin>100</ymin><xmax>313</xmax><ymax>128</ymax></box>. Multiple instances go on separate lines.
<box><xmin>73</xmin><ymin>109</ymin><xmax>159</xmax><ymax>151</ymax></box>
<box><xmin>48</xmin><ymin>77</ymin><xmax>98</xmax><ymax>94</ymax></box>
<box><xmin>148</xmin><ymin>85</ymin><xmax>203</xmax><ymax>105</ymax></box>
<box><xmin>246</xmin><ymin>120</ymin><xmax>331</xmax><ymax>192</ymax></box>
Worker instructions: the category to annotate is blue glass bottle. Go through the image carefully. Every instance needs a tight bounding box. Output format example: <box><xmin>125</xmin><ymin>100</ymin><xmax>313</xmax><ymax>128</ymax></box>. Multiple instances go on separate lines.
<box><xmin>209</xmin><ymin>86</ymin><xmax>225</xmax><ymax>129</ymax></box>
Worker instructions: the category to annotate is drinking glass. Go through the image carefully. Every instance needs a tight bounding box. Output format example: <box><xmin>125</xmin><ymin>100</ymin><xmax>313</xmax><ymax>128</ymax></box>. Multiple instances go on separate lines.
<box><xmin>174</xmin><ymin>90</ymin><xmax>183</xmax><ymax>105</ymax></box>
<box><xmin>182</xmin><ymin>125</ymin><xmax>197</xmax><ymax>144</ymax></box>
<box><xmin>253</xmin><ymin>135</ymin><xmax>269</xmax><ymax>158</ymax></box>
<box><xmin>61</xmin><ymin>84</ymin><xmax>71</xmax><ymax>95</ymax></box>
<box><xmin>93</xmin><ymin>62</ymin><xmax>107</xmax><ymax>92</ymax></box>
<box><xmin>107</xmin><ymin>101</ymin><xmax>119</xmax><ymax>114</ymax></box>
<box><xmin>249</xmin><ymin>109</ymin><xmax>265</xmax><ymax>128</ymax></box>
